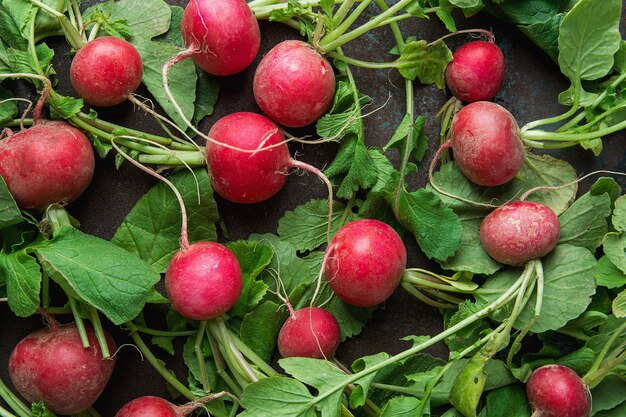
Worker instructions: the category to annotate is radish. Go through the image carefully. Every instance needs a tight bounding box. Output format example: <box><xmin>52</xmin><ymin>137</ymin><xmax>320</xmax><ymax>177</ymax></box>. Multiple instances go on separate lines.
<box><xmin>253</xmin><ymin>40</ymin><xmax>335</xmax><ymax>127</ymax></box>
<box><xmin>324</xmin><ymin>219</ymin><xmax>407</xmax><ymax>307</ymax></box>
<box><xmin>8</xmin><ymin>324</ymin><xmax>116</xmax><ymax>415</ymax></box>
<box><xmin>115</xmin><ymin>393</ymin><xmax>232</xmax><ymax>417</ymax></box>
<box><xmin>446</xmin><ymin>40</ymin><xmax>505</xmax><ymax>102</ymax></box>
<box><xmin>180</xmin><ymin>0</ymin><xmax>260</xmax><ymax>76</ymax></box>
<box><xmin>165</xmin><ymin>241</ymin><xmax>243</xmax><ymax>320</ymax></box>
<box><xmin>447</xmin><ymin>101</ymin><xmax>524</xmax><ymax>186</ymax></box>
<box><xmin>526</xmin><ymin>365</ymin><xmax>591</xmax><ymax>417</ymax></box>
<box><xmin>480</xmin><ymin>201</ymin><xmax>560</xmax><ymax>266</ymax></box>
<box><xmin>277</xmin><ymin>307</ymin><xmax>341</xmax><ymax>359</ymax></box>
<box><xmin>0</xmin><ymin>120</ymin><xmax>95</xmax><ymax>211</ymax></box>
<box><xmin>70</xmin><ymin>36</ymin><xmax>143</xmax><ymax>106</ymax></box>
<box><xmin>206</xmin><ymin>112</ymin><xmax>332</xmax><ymax>205</ymax></box>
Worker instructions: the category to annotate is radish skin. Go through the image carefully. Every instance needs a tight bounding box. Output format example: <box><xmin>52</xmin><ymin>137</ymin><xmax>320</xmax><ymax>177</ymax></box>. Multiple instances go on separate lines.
<box><xmin>277</xmin><ymin>307</ymin><xmax>341</xmax><ymax>359</ymax></box>
<box><xmin>526</xmin><ymin>365</ymin><xmax>592</xmax><ymax>417</ymax></box>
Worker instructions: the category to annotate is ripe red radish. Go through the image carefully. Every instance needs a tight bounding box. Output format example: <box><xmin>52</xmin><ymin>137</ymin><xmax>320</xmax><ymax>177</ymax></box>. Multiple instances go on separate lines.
<box><xmin>277</xmin><ymin>307</ymin><xmax>341</xmax><ymax>359</ymax></box>
<box><xmin>324</xmin><ymin>219</ymin><xmax>407</xmax><ymax>307</ymax></box>
<box><xmin>449</xmin><ymin>101</ymin><xmax>524</xmax><ymax>186</ymax></box>
<box><xmin>0</xmin><ymin>121</ymin><xmax>95</xmax><ymax>211</ymax></box>
<box><xmin>165</xmin><ymin>241</ymin><xmax>243</xmax><ymax>320</ymax></box>
<box><xmin>526</xmin><ymin>365</ymin><xmax>591</xmax><ymax>417</ymax></box>
<box><xmin>253</xmin><ymin>40</ymin><xmax>335</xmax><ymax>127</ymax></box>
<box><xmin>8</xmin><ymin>324</ymin><xmax>115</xmax><ymax>415</ymax></box>
<box><xmin>206</xmin><ymin>112</ymin><xmax>332</xmax><ymax>205</ymax></box>
<box><xmin>115</xmin><ymin>394</ymin><xmax>227</xmax><ymax>417</ymax></box>
<box><xmin>70</xmin><ymin>36</ymin><xmax>143</xmax><ymax>106</ymax></box>
<box><xmin>480</xmin><ymin>201</ymin><xmax>560</xmax><ymax>266</ymax></box>
<box><xmin>180</xmin><ymin>0</ymin><xmax>260</xmax><ymax>76</ymax></box>
<box><xmin>446</xmin><ymin>40</ymin><xmax>505</xmax><ymax>102</ymax></box>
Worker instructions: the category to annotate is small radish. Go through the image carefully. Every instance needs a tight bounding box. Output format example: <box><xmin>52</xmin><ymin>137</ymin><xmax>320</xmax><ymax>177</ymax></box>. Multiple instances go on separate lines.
<box><xmin>0</xmin><ymin>120</ymin><xmax>95</xmax><ymax>211</ymax></box>
<box><xmin>180</xmin><ymin>0</ymin><xmax>260</xmax><ymax>76</ymax></box>
<box><xmin>480</xmin><ymin>201</ymin><xmax>560</xmax><ymax>266</ymax></box>
<box><xmin>70</xmin><ymin>36</ymin><xmax>143</xmax><ymax>106</ymax></box>
<box><xmin>277</xmin><ymin>307</ymin><xmax>341</xmax><ymax>359</ymax></box>
<box><xmin>446</xmin><ymin>40</ymin><xmax>505</xmax><ymax>102</ymax></box>
<box><xmin>115</xmin><ymin>394</ymin><xmax>228</xmax><ymax>417</ymax></box>
<box><xmin>206</xmin><ymin>112</ymin><xmax>332</xmax><ymax>205</ymax></box>
<box><xmin>324</xmin><ymin>219</ymin><xmax>407</xmax><ymax>307</ymax></box>
<box><xmin>526</xmin><ymin>365</ymin><xmax>591</xmax><ymax>417</ymax></box>
<box><xmin>165</xmin><ymin>241</ymin><xmax>243</xmax><ymax>320</ymax></box>
<box><xmin>448</xmin><ymin>101</ymin><xmax>524</xmax><ymax>186</ymax></box>
<box><xmin>253</xmin><ymin>40</ymin><xmax>335</xmax><ymax>127</ymax></box>
<box><xmin>9</xmin><ymin>324</ymin><xmax>116</xmax><ymax>415</ymax></box>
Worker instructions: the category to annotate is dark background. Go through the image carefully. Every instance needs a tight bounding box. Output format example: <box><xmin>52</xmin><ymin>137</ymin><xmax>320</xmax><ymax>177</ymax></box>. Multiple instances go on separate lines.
<box><xmin>1</xmin><ymin>0</ymin><xmax>625</xmax><ymax>415</ymax></box>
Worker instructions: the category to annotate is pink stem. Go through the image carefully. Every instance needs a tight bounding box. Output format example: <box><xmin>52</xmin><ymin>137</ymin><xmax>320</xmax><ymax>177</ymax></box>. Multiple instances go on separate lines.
<box><xmin>37</xmin><ymin>307</ymin><xmax>59</xmax><ymax>329</ymax></box>
<box><xmin>174</xmin><ymin>391</ymin><xmax>240</xmax><ymax>417</ymax></box>
<box><xmin>434</xmin><ymin>28</ymin><xmax>495</xmax><ymax>45</ymax></box>
<box><xmin>32</xmin><ymin>76</ymin><xmax>51</xmax><ymax>124</ymax></box>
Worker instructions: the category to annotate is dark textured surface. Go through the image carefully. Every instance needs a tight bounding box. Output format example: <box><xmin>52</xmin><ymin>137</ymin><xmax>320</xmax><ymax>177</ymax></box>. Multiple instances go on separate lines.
<box><xmin>1</xmin><ymin>1</ymin><xmax>625</xmax><ymax>415</ymax></box>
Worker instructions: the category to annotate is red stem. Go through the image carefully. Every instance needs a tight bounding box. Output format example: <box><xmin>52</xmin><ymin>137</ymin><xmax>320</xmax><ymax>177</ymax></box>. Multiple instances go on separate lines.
<box><xmin>37</xmin><ymin>307</ymin><xmax>59</xmax><ymax>329</ymax></box>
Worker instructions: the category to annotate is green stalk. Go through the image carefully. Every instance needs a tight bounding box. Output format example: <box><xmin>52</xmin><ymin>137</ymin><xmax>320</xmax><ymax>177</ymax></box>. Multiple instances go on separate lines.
<box><xmin>0</xmin><ymin>405</ymin><xmax>17</xmax><ymax>417</ymax></box>
<box><xmin>206</xmin><ymin>327</ymin><xmax>244</xmax><ymax>396</ymax></box>
<box><xmin>522</xmin><ymin>117</ymin><xmax>626</xmax><ymax>145</ymax></box>
<box><xmin>29</xmin><ymin>0</ymin><xmax>85</xmax><ymax>49</ymax></box>
<box><xmin>132</xmin><ymin>324</ymin><xmax>196</xmax><ymax>337</ymax></box>
<box><xmin>586</xmin><ymin>320</ymin><xmax>626</xmax><ymax>378</ymax></box>
<box><xmin>125</xmin><ymin>322</ymin><xmax>197</xmax><ymax>401</ymax></box>
<box><xmin>227</xmin><ymin>330</ymin><xmax>279</xmax><ymax>377</ymax></box>
<box><xmin>521</xmin><ymin>85</ymin><xmax>580</xmax><ymax>132</ymax></box>
<box><xmin>0</xmin><ymin>376</ymin><xmax>31</xmax><ymax>417</ymax></box>
<box><xmin>137</xmin><ymin>152</ymin><xmax>206</xmax><ymax>167</ymax></box>
<box><xmin>87</xmin><ymin>306</ymin><xmax>111</xmax><ymax>359</ymax></box>
<box><xmin>318</xmin><ymin>0</ymin><xmax>413</xmax><ymax>53</ymax></box>
<box><xmin>68</xmin><ymin>297</ymin><xmax>90</xmax><ymax>348</ymax></box>
<box><xmin>321</xmin><ymin>0</ymin><xmax>374</xmax><ymax>48</ymax></box>
<box><xmin>332</xmin><ymin>0</ymin><xmax>356</xmax><ymax>26</ymax></box>
<box><xmin>304</xmin><ymin>265</ymin><xmax>530</xmax><ymax>410</ymax></box>
<box><xmin>401</xmin><ymin>281</ymin><xmax>457</xmax><ymax>309</ymax></box>
<box><xmin>195</xmin><ymin>321</ymin><xmax>211</xmax><ymax>392</ymax></box>
<box><xmin>41</xmin><ymin>270</ymin><xmax>50</xmax><ymax>309</ymax></box>
<box><xmin>402</xmin><ymin>270</ymin><xmax>474</xmax><ymax>294</ymax></box>
<box><xmin>325</xmin><ymin>51</ymin><xmax>397</xmax><ymax>69</ymax></box>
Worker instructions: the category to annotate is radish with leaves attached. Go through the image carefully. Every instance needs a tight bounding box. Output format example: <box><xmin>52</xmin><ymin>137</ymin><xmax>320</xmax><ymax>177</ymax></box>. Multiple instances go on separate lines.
<box><xmin>9</xmin><ymin>324</ymin><xmax>116</xmax><ymax>415</ymax></box>
<box><xmin>324</xmin><ymin>219</ymin><xmax>407</xmax><ymax>307</ymax></box>
<box><xmin>70</xmin><ymin>36</ymin><xmax>143</xmax><ymax>107</ymax></box>
<box><xmin>277</xmin><ymin>307</ymin><xmax>341</xmax><ymax>359</ymax></box>
<box><xmin>526</xmin><ymin>365</ymin><xmax>592</xmax><ymax>417</ymax></box>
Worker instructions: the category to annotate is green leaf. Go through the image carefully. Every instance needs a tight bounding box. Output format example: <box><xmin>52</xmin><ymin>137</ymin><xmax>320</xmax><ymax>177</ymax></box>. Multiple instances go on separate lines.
<box><xmin>280</xmin><ymin>358</ymin><xmax>345</xmax><ymax>417</ymax></box>
<box><xmin>379</xmin><ymin>396</ymin><xmax>422</xmax><ymax>417</ymax></box>
<box><xmin>603</xmin><ymin>233</ymin><xmax>626</xmax><ymax>274</ymax></box>
<box><xmin>389</xmin><ymin>188</ymin><xmax>462</xmax><ymax>262</ymax></box>
<box><xmin>558</xmin><ymin>191</ymin><xmax>612</xmax><ymax>251</ymax></box>
<box><xmin>37</xmin><ymin>228</ymin><xmax>160</xmax><ymax>325</ymax></box>
<box><xmin>112</xmin><ymin>169</ymin><xmax>218</xmax><ymax>273</ymax></box>
<box><xmin>484</xmin><ymin>384</ymin><xmax>531</xmax><ymax>417</ymax></box>
<box><xmin>0</xmin><ymin>175</ymin><xmax>22</xmax><ymax>230</ymax></box>
<box><xmin>594</xmin><ymin>402</ymin><xmax>626</xmax><ymax>417</ymax></box>
<box><xmin>590</xmin><ymin>177</ymin><xmax>622</xmax><ymax>204</ymax></box>
<box><xmin>134</xmin><ymin>40</ymin><xmax>197</xmax><ymax>130</ymax></box>
<box><xmin>226</xmin><ymin>240</ymin><xmax>273</xmax><ymax>319</ymax></box>
<box><xmin>384</xmin><ymin>115</ymin><xmax>428</xmax><ymax>163</ymax></box>
<box><xmin>476</xmin><ymin>245</ymin><xmax>597</xmax><ymax>333</ymax></box>
<box><xmin>586</xmin><ymin>315</ymin><xmax>626</xmax><ymax>357</ymax></box>
<box><xmin>558</xmin><ymin>0</ymin><xmax>622</xmax><ymax>82</ymax></box>
<box><xmin>0</xmin><ymin>7</ymin><xmax>27</xmax><ymax>49</ymax></box>
<box><xmin>435</xmin><ymin>3</ymin><xmax>456</xmax><ymax>32</ymax></box>
<box><xmin>31</xmin><ymin>401</ymin><xmax>56</xmax><ymax>417</ymax></box>
<box><xmin>519</xmin><ymin>14</ymin><xmax>563</xmax><ymax>62</ymax></box>
<box><xmin>591</xmin><ymin>376</ymin><xmax>626</xmax><ymax>416</ymax></box>
<box><xmin>0</xmin><ymin>84</ymin><xmax>17</xmax><ymax>124</ymax></box>
<box><xmin>49</xmin><ymin>95</ymin><xmax>84</xmax><ymax>120</ymax></box>
<box><xmin>277</xmin><ymin>199</ymin><xmax>358</xmax><ymax>253</ymax></box>
<box><xmin>350</xmin><ymin>353</ymin><xmax>390</xmax><ymax>408</ymax></box>
<box><xmin>450</xmin><ymin>352</ymin><xmax>487</xmax><ymax>417</ymax></box>
<box><xmin>444</xmin><ymin>300</ymin><xmax>490</xmax><ymax>354</ymax></box>
<box><xmin>1</xmin><ymin>0</ymin><xmax>32</xmax><ymax>36</ymax></box>
<box><xmin>9</xmin><ymin>43</ymin><xmax>54</xmax><ymax>76</ymax></box>
<box><xmin>240</xmin><ymin>301</ymin><xmax>288</xmax><ymax>363</ymax></box>
<box><xmin>316</xmin><ymin>80</ymin><xmax>368</xmax><ymax>140</ymax></box>
<box><xmin>325</xmin><ymin>134</ymin><xmax>378</xmax><ymax>199</ymax></box>
<box><xmin>0</xmin><ymin>250</ymin><xmax>40</xmax><ymax>317</ymax></box>
<box><xmin>83</xmin><ymin>0</ymin><xmax>172</xmax><ymax>41</ymax></box>
<box><xmin>613</xmin><ymin>290</ymin><xmax>626</xmax><ymax>318</ymax></box>
<box><xmin>613</xmin><ymin>196</ymin><xmax>626</xmax><ymax>232</ymax></box>
<box><xmin>449</xmin><ymin>0</ymin><xmax>481</xmax><ymax>8</ymax></box>
<box><xmin>397</xmin><ymin>39</ymin><xmax>453</xmax><ymax>89</ymax></box>
<box><xmin>182</xmin><ymin>334</ymin><xmax>219</xmax><ymax>390</ymax></box>
<box><xmin>154</xmin><ymin>5</ymin><xmax>184</xmax><ymax>47</ymax></box>
<box><xmin>240</xmin><ymin>377</ymin><xmax>316</xmax><ymax>417</ymax></box>
<box><xmin>595</xmin><ymin>255</ymin><xmax>626</xmax><ymax>289</ymax></box>
<box><xmin>192</xmin><ymin>68</ymin><xmax>219</xmax><ymax>126</ymax></box>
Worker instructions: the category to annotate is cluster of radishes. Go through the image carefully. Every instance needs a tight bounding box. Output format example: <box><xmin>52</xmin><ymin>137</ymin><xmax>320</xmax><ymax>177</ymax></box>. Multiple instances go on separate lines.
<box><xmin>0</xmin><ymin>0</ymin><xmax>597</xmax><ymax>416</ymax></box>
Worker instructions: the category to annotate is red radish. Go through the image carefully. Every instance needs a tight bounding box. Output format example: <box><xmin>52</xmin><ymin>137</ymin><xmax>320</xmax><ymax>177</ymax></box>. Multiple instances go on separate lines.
<box><xmin>180</xmin><ymin>0</ymin><xmax>260</xmax><ymax>76</ymax></box>
<box><xmin>165</xmin><ymin>241</ymin><xmax>243</xmax><ymax>320</ymax></box>
<box><xmin>8</xmin><ymin>324</ymin><xmax>115</xmax><ymax>415</ymax></box>
<box><xmin>115</xmin><ymin>395</ymin><xmax>224</xmax><ymax>417</ymax></box>
<box><xmin>277</xmin><ymin>307</ymin><xmax>341</xmax><ymax>359</ymax></box>
<box><xmin>70</xmin><ymin>36</ymin><xmax>143</xmax><ymax>106</ymax></box>
<box><xmin>324</xmin><ymin>219</ymin><xmax>407</xmax><ymax>307</ymax></box>
<box><xmin>253</xmin><ymin>40</ymin><xmax>335</xmax><ymax>127</ymax></box>
<box><xmin>480</xmin><ymin>201</ymin><xmax>560</xmax><ymax>266</ymax></box>
<box><xmin>526</xmin><ymin>365</ymin><xmax>591</xmax><ymax>417</ymax></box>
<box><xmin>206</xmin><ymin>112</ymin><xmax>332</xmax><ymax>205</ymax></box>
<box><xmin>0</xmin><ymin>121</ymin><xmax>95</xmax><ymax>211</ymax></box>
<box><xmin>449</xmin><ymin>101</ymin><xmax>524</xmax><ymax>186</ymax></box>
<box><xmin>446</xmin><ymin>40</ymin><xmax>505</xmax><ymax>102</ymax></box>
